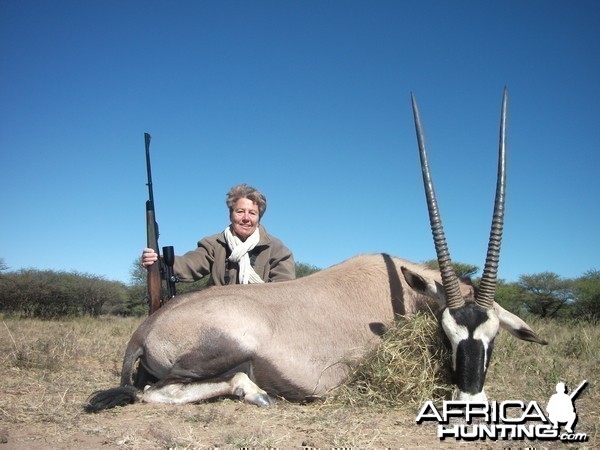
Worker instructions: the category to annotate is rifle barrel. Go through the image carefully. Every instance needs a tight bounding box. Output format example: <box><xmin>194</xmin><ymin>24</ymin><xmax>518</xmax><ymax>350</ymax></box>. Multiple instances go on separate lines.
<box><xmin>569</xmin><ymin>380</ymin><xmax>588</xmax><ymax>400</ymax></box>
<box><xmin>144</xmin><ymin>132</ymin><xmax>162</xmax><ymax>314</ymax></box>
<box><xmin>145</xmin><ymin>132</ymin><xmax>155</xmax><ymax>206</ymax></box>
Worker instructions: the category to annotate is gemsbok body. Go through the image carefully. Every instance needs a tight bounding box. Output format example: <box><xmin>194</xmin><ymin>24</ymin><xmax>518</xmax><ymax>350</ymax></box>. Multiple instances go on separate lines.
<box><xmin>86</xmin><ymin>89</ymin><xmax>547</xmax><ymax>412</ymax></box>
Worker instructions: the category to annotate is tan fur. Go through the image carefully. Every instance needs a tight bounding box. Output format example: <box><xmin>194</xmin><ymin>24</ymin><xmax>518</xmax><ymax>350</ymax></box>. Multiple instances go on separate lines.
<box><xmin>88</xmin><ymin>252</ymin><xmax>543</xmax><ymax>411</ymax></box>
<box><xmin>124</xmin><ymin>254</ymin><xmax>455</xmax><ymax>399</ymax></box>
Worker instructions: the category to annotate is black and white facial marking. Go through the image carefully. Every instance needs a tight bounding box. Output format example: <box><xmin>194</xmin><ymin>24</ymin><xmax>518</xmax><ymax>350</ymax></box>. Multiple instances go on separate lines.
<box><xmin>441</xmin><ymin>302</ymin><xmax>500</xmax><ymax>402</ymax></box>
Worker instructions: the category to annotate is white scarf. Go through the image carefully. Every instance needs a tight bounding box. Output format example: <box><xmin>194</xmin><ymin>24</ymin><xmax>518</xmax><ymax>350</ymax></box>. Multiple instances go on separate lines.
<box><xmin>223</xmin><ymin>226</ymin><xmax>264</xmax><ymax>284</ymax></box>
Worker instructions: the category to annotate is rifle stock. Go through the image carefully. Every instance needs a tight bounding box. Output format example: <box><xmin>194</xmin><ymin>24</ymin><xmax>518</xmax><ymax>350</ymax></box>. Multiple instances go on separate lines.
<box><xmin>145</xmin><ymin>133</ymin><xmax>162</xmax><ymax>315</ymax></box>
<box><xmin>146</xmin><ymin>205</ymin><xmax>162</xmax><ymax>314</ymax></box>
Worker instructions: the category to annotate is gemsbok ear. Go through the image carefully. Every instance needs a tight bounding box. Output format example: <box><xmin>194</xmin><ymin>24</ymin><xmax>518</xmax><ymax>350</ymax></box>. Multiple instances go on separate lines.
<box><xmin>401</xmin><ymin>266</ymin><xmax>446</xmax><ymax>309</ymax></box>
<box><xmin>493</xmin><ymin>302</ymin><xmax>548</xmax><ymax>345</ymax></box>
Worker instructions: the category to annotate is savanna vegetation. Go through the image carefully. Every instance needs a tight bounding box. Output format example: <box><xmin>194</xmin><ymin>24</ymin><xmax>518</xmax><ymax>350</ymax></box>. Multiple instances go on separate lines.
<box><xmin>0</xmin><ymin>257</ymin><xmax>322</xmax><ymax>318</ymax></box>
<box><xmin>0</xmin><ymin>312</ymin><xmax>597</xmax><ymax>447</ymax></box>
<box><xmin>1</xmin><ymin>256</ymin><xmax>597</xmax><ymax>324</ymax></box>
<box><xmin>0</xmin><ymin>255</ymin><xmax>598</xmax><ymax>447</ymax></box>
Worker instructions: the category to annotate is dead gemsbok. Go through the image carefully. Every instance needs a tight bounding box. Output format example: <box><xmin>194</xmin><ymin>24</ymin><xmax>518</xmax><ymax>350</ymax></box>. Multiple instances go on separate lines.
<box><xmin>85</xmin><ymin>89</ymin><xmax>546</xmax><ymax>412</ymax></box>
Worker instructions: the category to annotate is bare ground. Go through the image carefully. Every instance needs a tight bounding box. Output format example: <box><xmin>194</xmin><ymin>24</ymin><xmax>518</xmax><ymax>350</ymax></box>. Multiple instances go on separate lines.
<box><xmin>0</xmin><ymin>392</ymin><xmax>541</xmax><ymax>449</ymax></box>
<box><xmin>1</xmin><ymin>399</ymin><xmax>455</xmax><ymax>449</ymax></box>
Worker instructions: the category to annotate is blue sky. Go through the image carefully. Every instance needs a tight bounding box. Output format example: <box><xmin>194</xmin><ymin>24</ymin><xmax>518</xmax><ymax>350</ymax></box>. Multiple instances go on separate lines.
<box><xmin>1</xmin><ymin>1</ymin><xmax>598</xmax><ymax>284</ymax></box>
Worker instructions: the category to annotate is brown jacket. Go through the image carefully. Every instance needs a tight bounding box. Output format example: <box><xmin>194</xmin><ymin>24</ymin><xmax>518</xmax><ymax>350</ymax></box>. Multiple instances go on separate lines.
<box><xmin>173</xmin><ymin>225</ymin><xmax>295</xmax><ymax>286</ymax></box>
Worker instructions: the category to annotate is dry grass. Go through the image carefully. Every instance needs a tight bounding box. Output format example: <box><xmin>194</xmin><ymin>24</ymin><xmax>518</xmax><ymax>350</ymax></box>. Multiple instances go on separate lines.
<box><xmin>0</xmin><ymin>313</ymin><xmax>598</xmax><ymax>448</ymax></box>
<box><xmin>487</xmin><ymin>316</ymin><xmax>599</xmax><ymax>425</ymax></box>
<box><xmin>332</xmin><ymin>312</ymin><xmax>454</xmax><ymax>407</ymax></box>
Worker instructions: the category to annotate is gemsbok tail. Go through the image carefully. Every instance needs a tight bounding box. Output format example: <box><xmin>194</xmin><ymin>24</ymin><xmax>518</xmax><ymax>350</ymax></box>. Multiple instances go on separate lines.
<box><xmin>84</xmin><ymin>386</ymin><xmax>138</xmax><ymax>413</ymax></box>
<box><xmin>84</xmin><ymin>342</ymin><xmax>144</xmax><ymax>413</ymax></box>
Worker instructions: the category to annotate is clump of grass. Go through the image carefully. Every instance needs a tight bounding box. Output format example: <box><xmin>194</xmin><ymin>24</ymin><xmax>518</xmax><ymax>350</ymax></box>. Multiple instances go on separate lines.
<box><xmin>334</xmin><ymin>312</ymin><xmax>453</xmax><ymax>407</ymax></box>
<box><xmin>3</xmin><ymin>320</ymin><xmax>77</xmax><ymax>371</ymax></box>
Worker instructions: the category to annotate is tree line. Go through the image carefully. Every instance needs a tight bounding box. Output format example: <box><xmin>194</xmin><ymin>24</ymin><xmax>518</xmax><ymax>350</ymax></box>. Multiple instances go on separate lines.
<box><xmin>422</xmin><ymin>260</ymin><xmax>599</xmax><ymax>322</ymax></box>
<box><xmin>0</xmin><ymin>257</ymin><xmax>321</xmax><ymax>318</ymax></box>
<box><xmin>0</xmin><ymin>256</ymin><xmax>597</xmax><ymax>322</ymax></box>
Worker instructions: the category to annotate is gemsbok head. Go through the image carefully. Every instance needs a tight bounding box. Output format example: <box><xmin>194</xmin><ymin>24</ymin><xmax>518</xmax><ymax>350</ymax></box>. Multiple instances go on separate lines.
<box><xmin>403</xmin><ymin>88</ymin><xmax>547</xmax><ymax>402</ymax></box>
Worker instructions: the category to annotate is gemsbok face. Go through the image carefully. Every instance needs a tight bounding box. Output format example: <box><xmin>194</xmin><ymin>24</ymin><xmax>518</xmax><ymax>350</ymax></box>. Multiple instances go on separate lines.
<box><xmin>405</xmin><ymin>88</ymin><xmax>547</xmax><ymax>402</ymax></box>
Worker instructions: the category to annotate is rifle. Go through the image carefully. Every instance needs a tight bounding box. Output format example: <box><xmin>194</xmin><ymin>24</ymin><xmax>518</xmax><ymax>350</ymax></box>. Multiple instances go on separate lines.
<box><xmin>144</xmin><ymin>133</ymin><xmax>176</xmax><ymax>315</ymax></box>
<box><xmin>569</xmin><ymin>380</ymin><xmax>588</xmax><ymax>400</ymax></box>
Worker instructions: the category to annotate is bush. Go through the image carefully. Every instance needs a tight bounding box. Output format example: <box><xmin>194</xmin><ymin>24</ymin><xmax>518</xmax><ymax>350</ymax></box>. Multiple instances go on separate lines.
<box><xmin>0</xmin><ymin>269</ymin><xmax>128</xmax><ymax>318</ymax></box>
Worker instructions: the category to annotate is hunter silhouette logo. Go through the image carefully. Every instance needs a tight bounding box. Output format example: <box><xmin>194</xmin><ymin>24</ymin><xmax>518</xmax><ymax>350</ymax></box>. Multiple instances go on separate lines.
<box><xmin>546</xmin><ymin>380</ymin><xmax>587</xmax><ymax>434</ymax></box>
<box><xmin>416</xmin><ymin>380</ymin><xmax>589</xmax><ymax>442</ymax></box>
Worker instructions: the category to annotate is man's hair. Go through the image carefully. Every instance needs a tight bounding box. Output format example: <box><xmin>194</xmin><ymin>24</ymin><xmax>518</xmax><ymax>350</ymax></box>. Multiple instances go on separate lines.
<box><xmin>226</xmin><ymin>184</ymin><xmax>267</xmax><ymax>218</ymax></box>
